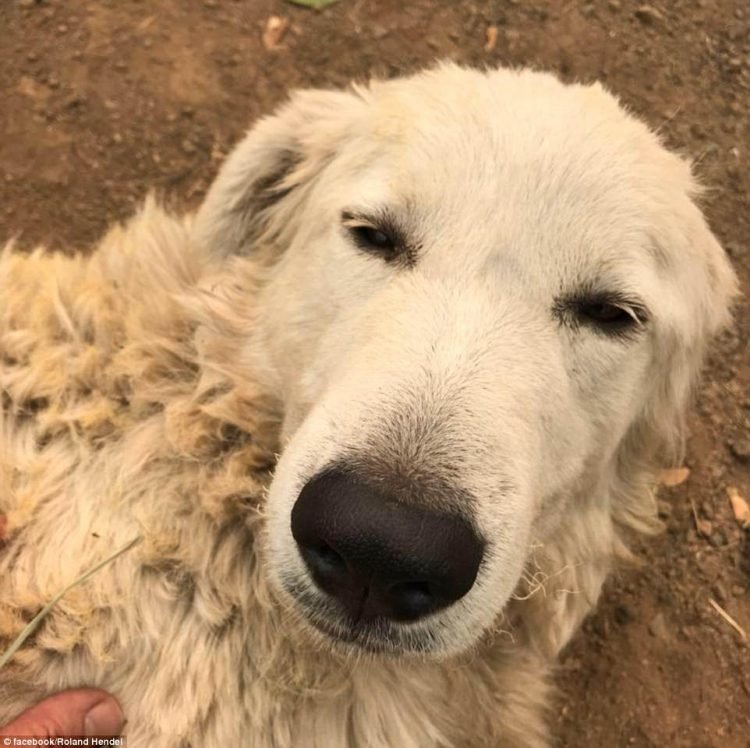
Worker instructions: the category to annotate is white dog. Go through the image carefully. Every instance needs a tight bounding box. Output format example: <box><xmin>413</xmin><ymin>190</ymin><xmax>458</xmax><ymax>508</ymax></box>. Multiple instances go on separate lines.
<box><xmin>0</xmin><ymin>64</ymin><xmax>737</xmax><ymax>746</ymax></box>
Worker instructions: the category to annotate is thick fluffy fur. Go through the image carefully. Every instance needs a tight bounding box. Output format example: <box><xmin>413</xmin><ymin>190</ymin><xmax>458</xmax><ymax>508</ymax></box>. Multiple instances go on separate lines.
<box><xmin>0</xmin><ymin>65</ymin><xmax>737</xmax><ymax>746</ymax></box>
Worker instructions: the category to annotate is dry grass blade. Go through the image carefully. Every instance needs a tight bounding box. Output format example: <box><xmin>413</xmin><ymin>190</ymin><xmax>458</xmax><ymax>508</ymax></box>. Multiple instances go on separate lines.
<box><xmin>0</xmin><ymin>535</ymin><xmax>143</xmax><ymax>671</ymax></box>
<box><xmin>708</xmin><ymin>597</ymin><xmax>747</xmax><ymax>641</ymax></box>
<box><xmin>286</xmin><ymin>0</ymin><xmax>339</xmax><ymax>8</ymax></box>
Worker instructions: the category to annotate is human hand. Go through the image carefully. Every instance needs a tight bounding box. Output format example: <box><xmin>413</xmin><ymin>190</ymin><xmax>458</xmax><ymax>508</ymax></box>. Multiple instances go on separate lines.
<box><xmin>0</xmin><ymin>689</ymin><xmax>123</xmax><ymax>738</ymax></box>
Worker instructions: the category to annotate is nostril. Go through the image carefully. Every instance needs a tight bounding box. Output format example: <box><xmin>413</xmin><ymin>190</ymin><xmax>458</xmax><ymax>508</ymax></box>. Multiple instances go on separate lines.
<box><xmin>387</xmin><ymin>580</ymin><xmax>439</xmax><ymax>621</ymax></box>
<box><xmin>307</xmin><ymin>542</ymin><xmax>346</xmax><ymax>572</ymax></box>
<box><xmin>298</xmin><ymin>541</ymin><xmax>350</xmax><ymax>597</ymax></box>
<box><xmin>392</xmin><ymin>580</ymin><xmax>432</xmax><ymax>599</ymax></box>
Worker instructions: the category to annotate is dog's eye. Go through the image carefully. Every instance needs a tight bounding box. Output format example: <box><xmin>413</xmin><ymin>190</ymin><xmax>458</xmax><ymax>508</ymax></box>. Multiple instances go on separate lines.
<box><xmin>341</xmin><ymin>209</ymin><xmax>415</xmax><ymax>266</ymax></box>
<box><xmin>574</xmin><ymin>297</ymin><xmax>646</xmax><ymax>335</ymax></box>
<box><xmin>349</xmin><ymin>225</ymin><xmax>397</xmax><ymax>257</ymax></box>
<box><xmin>578</xmin><ymin>301</ymin><xmax>634</xmax><ymax>327</ymax></box>
<box><xmin>556</xmin><ymin>292</ymin><xmax>648</xmax><ymax>338</ymax></box>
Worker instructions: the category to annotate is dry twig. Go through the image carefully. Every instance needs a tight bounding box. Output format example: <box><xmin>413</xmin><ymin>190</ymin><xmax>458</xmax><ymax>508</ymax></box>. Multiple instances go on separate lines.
<box><xmin>708</xmin><ymin>597</ymin><xmax>747</xmax><ymax>641</ymax></box>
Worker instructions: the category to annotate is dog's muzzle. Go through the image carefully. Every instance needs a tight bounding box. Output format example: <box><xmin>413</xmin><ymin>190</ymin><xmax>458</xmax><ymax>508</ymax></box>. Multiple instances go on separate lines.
<box><xmin>291</xmin><ymin>467</ymin><xmax>484</xmax><ymax>624</ymax></box>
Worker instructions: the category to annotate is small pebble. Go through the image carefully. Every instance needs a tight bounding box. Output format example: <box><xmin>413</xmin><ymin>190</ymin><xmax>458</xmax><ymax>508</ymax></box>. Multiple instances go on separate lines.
<box><xmin>648</xmin><ymin>612</ymin><xmax>669</xmax><ymax>639</ymax></box>
<box><xmin>729</xmin><ymin>438</ymin><xmax>750</xmax><ymax>463</ymax></box>
<box><xmin>708</xmin><ymin>528</ymin><xmax>728</xmax><ymax>548</ymax></box>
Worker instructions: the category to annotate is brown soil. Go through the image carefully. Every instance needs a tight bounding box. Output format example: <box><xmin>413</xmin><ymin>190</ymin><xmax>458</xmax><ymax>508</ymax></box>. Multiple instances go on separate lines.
<box><xmin>0</xmin><ymin>1</ymin><xmax>748</xmax><ymax>746</ymax></box>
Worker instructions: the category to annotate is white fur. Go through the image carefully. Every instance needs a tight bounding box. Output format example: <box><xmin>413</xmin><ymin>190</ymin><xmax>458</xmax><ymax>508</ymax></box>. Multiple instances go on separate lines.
<box><xmin>0</xmin><ymin>65</ymin><xmax>737</xmax><ymax>746</ymax></box>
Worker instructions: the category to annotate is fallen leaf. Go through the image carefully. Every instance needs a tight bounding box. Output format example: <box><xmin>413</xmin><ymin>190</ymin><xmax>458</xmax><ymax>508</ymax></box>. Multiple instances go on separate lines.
<box><xmin>727</xmin><ymin>485</ymin><xmax>750</xmax><ymax>529</ymax></box>
<box><xmin>262</xmin><ymin>16</ymin><xmax>291</xmax><ymax>50</ymax></box>
<box><xmin>658</xmin><ymin>466</ymin><xmax>690</xmax><ymax>487</ymax></box>
<box><xmin>484</xmin><ymin>25</ymin><xmax>498</xmax><ymax>52</ymax></box>
<box><xmin>286</xmin><ymin>0</ymin><xmax>339</xmax><ymax>8</ymax></box>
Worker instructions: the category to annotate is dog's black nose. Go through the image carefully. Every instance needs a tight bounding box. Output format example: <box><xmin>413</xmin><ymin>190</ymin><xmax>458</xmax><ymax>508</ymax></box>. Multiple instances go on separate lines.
<box><xmin>291</xmin><ymin>468</ymin><xmax>484</xmax><ymax>623</ymax></box>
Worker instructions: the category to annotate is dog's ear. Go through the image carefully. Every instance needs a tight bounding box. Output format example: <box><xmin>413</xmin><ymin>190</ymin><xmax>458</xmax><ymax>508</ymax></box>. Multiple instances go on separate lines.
<box><xmin>610</xmin><ymin>188</ymin><xmax>739</xmax><ymax>540</ymax></box>
<box><xmin>519</xmin><ymin>185</ymin><xmax>739</xmax><ymax>660</ymax></box>
<box><xmin>193</xmin><ymin>88</ymin><xmax>368</xmax><ymax>258</ymax></box>
<box><xmin>651</xmin><ymin>194</ymin><xmax>737</xmax><ymax>445</ymax></box>
<box><xmin>660</xmin><ymin>207</ymin><xmax>737</xmax><ymax>416</ymax></box>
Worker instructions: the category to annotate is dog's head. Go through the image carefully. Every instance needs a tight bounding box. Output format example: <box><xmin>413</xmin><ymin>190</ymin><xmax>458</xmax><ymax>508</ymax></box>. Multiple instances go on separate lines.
<box><xmin>194</xmin><ymin>65</ymin><xmax>736</xmax><ymax>658</ymax></box>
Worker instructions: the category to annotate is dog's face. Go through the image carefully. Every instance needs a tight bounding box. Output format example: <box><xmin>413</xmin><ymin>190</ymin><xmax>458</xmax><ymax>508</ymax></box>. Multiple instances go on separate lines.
<box><xmin>195</xmin><ymin>66</ymin><xmax>735</xmax><ymax>657</ymax></box>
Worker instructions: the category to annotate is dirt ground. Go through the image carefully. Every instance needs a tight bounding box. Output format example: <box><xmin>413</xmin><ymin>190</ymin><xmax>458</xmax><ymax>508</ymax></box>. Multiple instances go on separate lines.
<box><xmin>0</xmin><ymin>0</ymin><xmax>748</xmax><ymax>745</ymax></box>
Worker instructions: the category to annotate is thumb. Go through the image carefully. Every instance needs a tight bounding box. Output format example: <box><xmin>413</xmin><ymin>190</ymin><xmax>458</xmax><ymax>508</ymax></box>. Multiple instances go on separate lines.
<box><xmin>0</xmin><ymin>689</ymin><xmax>124</xmax><ymax>737</ymax></box>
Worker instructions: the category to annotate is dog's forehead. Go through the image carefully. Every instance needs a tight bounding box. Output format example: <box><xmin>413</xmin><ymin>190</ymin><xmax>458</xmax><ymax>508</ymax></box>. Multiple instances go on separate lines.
<box><xmin>343</xmin><ymin>69</ymin><xmax>688</xmax><ymax>281</ymax></box>
<box><xmin>366</xmin><ymin>71</ymin><xmax>662</xmax><ymax>213</ymax></box>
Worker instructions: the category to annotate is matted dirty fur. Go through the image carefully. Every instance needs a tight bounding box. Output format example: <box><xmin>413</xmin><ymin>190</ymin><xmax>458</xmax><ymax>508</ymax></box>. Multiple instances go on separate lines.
<box><xmin>0</xmin><ymin>65</ymin><xmax>737</xmax><ymax>747</ymax></box>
